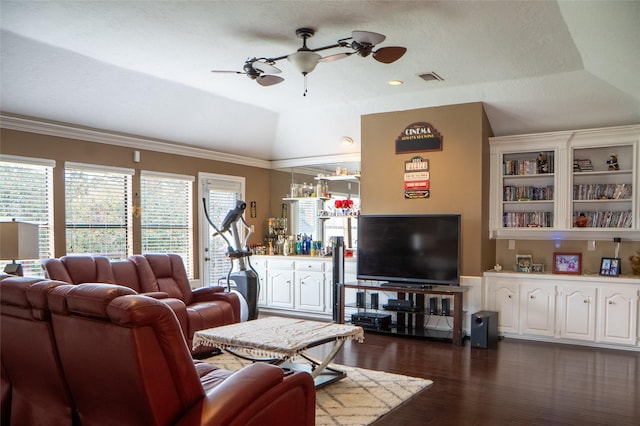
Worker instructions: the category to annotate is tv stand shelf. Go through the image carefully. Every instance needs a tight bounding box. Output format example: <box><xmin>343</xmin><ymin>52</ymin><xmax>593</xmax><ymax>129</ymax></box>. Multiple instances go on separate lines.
<box><xmin>338</xmin><ymin>282</ymin><xmax>469</xmax><ymax>345</ymax></box>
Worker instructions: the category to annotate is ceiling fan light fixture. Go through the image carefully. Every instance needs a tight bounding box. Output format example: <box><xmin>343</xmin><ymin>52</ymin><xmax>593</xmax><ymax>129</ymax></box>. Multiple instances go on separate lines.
<box><xmin>287</xmin><ymin>50</ymin><xmax>321</xmax><ymax>75</ymax></box>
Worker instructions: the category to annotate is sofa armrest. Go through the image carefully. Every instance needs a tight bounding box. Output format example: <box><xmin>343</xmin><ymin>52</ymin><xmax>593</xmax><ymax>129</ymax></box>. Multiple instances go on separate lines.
<box><xmin>141</xmin><ymin>291</ymin><xmax>170</xmax><ymax>299</ymax></box>
<box><xmin>192</xmin><ymin>288</ymin><xmax>241</xmax><ymax>323</ymax></box>
<box><xmin>155</xmin><ymin>297</ymin><xmax>189</xmax><ymax>341</ymax></box>
<box><xmin>177</xmin><ymin>363</ymin><xmax>315</xmax><ymax>426</ymax></box>
<box><xmin>191</xmin><ymin>286</ymin><xmax>225</xmax><ymax>298</ymax></box>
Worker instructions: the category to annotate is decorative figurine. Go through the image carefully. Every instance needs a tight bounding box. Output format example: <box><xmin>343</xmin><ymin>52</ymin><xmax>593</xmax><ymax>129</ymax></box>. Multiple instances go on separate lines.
<box><xmin>607</xmin><ymin>154</ymin><xmax>619</xmax><ymax>171</ymax></box>
<box><xmin>630</xmin><ymin>249</ymin><xmax>640</xmax><ymax>275</ymax></box>
<box><xmin>575</xmin><ymin>212</ymin><xmax>588</xmax><ymax>227</ymax></box>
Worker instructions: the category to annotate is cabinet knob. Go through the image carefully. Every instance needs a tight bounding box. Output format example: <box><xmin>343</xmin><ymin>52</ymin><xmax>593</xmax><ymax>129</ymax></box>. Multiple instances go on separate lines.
<box><xmin>583</xmin><ymin>299</ymin><xmax>589</xmax><ymax>304</ymax></box>
<box><xmin>508</xmin><ymin>295</ymin><xmax>512</xmax><ymax>299</ymax></box>
<box><xmin>608</xmin><ymin>301</ymin><xmax>614</xmax><ymax>305</ymax></box>
<box><xmin>530</xmin><ymin>295</ymin><xmax>535</xmax><ymax>300</ymax></box>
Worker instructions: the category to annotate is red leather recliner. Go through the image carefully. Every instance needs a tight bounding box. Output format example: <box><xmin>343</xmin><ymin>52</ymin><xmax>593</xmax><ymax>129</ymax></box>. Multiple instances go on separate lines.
<box><xmin>0</xmin><ymin>276</ymin><xmax>81</xmax><ymax>425</ymax></box>
<box><xmin>42</xmin><ymin>254</ymin><xmax>241</xmax><ymax>355</ymax></box>
<box><xmin>47</xmin><ymin>284</ymin><xmax>315</xmax><ymax>426</ymax></box>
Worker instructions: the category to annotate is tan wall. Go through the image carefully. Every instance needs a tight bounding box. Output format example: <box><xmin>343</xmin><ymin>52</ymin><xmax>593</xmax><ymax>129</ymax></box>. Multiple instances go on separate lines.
<box><xmin>361</xmin><ymin>102</ymin><xmax>494</xmax><ymax>277</ymax></box>
<box><xmin>0</xmin><ymin>128</ymin><xmax>272</xmax><ymax>278</ymax></box>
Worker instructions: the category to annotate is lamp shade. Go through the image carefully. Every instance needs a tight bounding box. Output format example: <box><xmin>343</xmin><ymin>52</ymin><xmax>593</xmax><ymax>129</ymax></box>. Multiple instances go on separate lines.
<box><xmin>0</xmin><ymin>221</ymin><xmax>40</xmax><ymax>260</ymax></box>
<box><xmin>288</xmin><ymin>50</ymin><xmax>321</xmax><ymax>75</ymax></box>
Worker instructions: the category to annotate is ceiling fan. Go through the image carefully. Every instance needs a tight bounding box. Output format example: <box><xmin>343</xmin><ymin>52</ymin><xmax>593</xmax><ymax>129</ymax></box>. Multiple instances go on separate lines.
<box><xmin>211</xmin><ymin>28</ymin><xmax>407</xmax><ymax>90</ymax></box>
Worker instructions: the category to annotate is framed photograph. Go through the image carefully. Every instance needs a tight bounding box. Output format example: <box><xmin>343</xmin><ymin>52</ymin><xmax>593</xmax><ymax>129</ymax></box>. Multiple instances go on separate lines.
<box><xmin>515</xmin><ymin>254</ymin><xmax>533</xmax><ymax>273</ymax></box>
<box><xmin>531</xmin><ymin>263</ymin><xmax>545</xmax><ymax>273</ymax></box>
<box><xmin>600</xmin><ymin>257</ymin><xmax>621</xmax><ymax>277</ymax></box>
<box><xmin>553</xmin><ymin>252</ymin><xmax>582</xmax><ymax>275</ymax></box>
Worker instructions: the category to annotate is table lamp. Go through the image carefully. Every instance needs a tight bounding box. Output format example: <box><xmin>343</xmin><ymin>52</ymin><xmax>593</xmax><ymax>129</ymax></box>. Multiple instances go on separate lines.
<box><xmin>0</xmin><ymin>220</ymin><xmax>40</xmax><ymax>276</ymax></box>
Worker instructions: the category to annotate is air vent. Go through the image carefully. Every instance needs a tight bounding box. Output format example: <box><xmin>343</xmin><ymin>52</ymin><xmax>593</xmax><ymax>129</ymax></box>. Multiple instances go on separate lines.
<box><xmin>418</xmin><ymin>72</ymin><xmax>444</xmax><ymax>82</ymax></box>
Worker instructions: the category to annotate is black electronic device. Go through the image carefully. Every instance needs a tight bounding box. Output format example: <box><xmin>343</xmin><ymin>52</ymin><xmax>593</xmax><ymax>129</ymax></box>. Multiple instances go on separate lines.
<box><xmin>441</xmin><ymin>298</ymin><xmax>450</xmax><ymax>316</ymax></box>
<box><xmin>429</xmin><ymin>297</ymin><xmax>438</xmax><ymax>315</ymax></box>
<box><xmin>471</xmin><ymin>311</ymin><xmax>499</xmax><ymax>349</ymax></box>
<box><xmin>385</xmin><ymin>298</ymin><xmax>413</xmax><ymax>309</ymax></box>
<box><xmin>370</xmin><ymin>293</ymin><xmax>379</xmax><ymax>310</ymax></box>
<box><xmin>356</xmin><ymin>291</ymin><xmax>366</xmax><ymax>308</ymax></box>
<box><xmin>351</xmin><ymin>312</ymin><xmax>392</xmax><ymax>330</ymax></box>
<box><xmin>357</xmin><ymin>214</ymin><xmax>461</xmax><ymax>287</ymax></box>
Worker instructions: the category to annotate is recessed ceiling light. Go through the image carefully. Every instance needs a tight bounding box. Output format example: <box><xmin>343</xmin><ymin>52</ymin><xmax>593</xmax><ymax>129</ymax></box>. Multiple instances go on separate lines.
<box><xmin>388</xmin><ymin>80</ymin><xmax>403</xmax><ymax>86</ymax></box>
<box><xmin>342</xmin><ymin>136</ymin><xmax>354</xmax><ymax>145</ymax></box>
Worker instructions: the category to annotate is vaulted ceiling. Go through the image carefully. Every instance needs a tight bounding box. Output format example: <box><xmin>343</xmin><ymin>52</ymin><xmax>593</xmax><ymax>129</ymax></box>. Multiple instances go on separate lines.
<box><xmin>1</xmin><ymin>1</ymin><xmax>638</xmax><ymax>163</ymax></box>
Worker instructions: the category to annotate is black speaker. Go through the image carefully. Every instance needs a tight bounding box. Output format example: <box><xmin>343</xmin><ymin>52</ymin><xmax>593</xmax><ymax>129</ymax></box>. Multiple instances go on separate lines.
<box><xmin>441</xmin><ymin>298</ymin><xmax>450</xmax><ymax>316</ymax></box>
<box><xmin>429</xmin><ymin>297</ymin><xmax>438</xmax><ymax>315</ymax></box>
<box><xmin>370</xmin><ymin>293</ymin><xmax>379</xmax><ymax>310</ymax></box>
<box><xmin>331</xmin><ymin>236</ymin><xmax>345</xmax><ymax>321</ymax></box>
<box><xmin>356</xmin><ymin>291</ymin><xmax>366</xmax><ymax>308</ymax></box>
<box><xmin>471</xmin><ymin>311</ymin><xmax>498</xmax><ymax>349</ymax></box>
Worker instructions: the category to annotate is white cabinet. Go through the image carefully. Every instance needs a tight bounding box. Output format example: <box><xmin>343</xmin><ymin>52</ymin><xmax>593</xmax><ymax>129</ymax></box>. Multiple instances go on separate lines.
<box><xmin>484</xmin><ymin>272</ymin><xmax>640</xmax><ymax>350</ymax></box>
<box><xmin>556</xmin><ymin>283</ymin><xmax>596</xmax><ymax>341</ymax></box>
<box><xmin>597</xmin><ymin>285</ymin><xmax>637</xmax><ymax>345</ymax></box>
<box><xmin>489</xmin><ymin>125</ymin><xmax>640</xmax><ymax>240</ymax></box>
<box><xmin>295</xmin><ymin>260</ymin><xmax>326</xmax><ymax>313</ymax></box>
<box><xmin>520</xmin><ymin>281</ymin><xmax>556</xmax><ymax>337</ymax></box>
<box><xmin>268</xmin><ymin>259</ymin><xmax>295</xmax><ymax>309</ymax></box>
<box><xmin>251</xmin><ymin>257</ymin><xmax>268</xmax><ymax>307</ymax></box>
<box><xmin>253</xmin><ymin>256</ymin><xmax>355</xmax><ymax>318</ymax></box>
<box><xmin>486</xmin><ymin>277</ymin><xmax>519</xmax><ymax>334</ymax></box>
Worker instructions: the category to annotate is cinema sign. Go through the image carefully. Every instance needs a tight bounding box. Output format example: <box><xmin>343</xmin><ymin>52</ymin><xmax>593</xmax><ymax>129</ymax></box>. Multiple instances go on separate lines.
<box><xmin>395</xmin><ymin>122</ymin><xmax>442</xmax><ymax>154</ymax></box>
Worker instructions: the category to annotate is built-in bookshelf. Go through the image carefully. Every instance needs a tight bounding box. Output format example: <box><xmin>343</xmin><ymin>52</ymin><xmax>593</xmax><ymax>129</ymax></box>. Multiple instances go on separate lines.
<box><xmin>489</xmin><ymin>125</ymin><xmax>640</xmax><ymax>240</ymax></box>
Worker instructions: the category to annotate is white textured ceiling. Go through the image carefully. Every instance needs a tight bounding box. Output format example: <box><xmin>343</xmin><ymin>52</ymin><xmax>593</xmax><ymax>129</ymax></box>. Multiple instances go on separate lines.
<box><xmin>1</xmin><ymin>1</ymin><xmax>638</xmax><ymax>163</ymax></box>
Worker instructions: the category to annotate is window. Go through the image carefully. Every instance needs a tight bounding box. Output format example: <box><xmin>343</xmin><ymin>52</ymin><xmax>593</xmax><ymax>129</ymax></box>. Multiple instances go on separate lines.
<box><xmin>65</xmin><ymin>162</ymin><xmax>133</xmax><ymax>259</ymax></box>
<box><xmin>0</xmin><ymin>156</ymin><xmax>55</xmax><ymax>277</ymax></box>
<box><xmin>141</xmin><ymin>171</ymin><xmax>194</xmax><ymax>278</ymax></box>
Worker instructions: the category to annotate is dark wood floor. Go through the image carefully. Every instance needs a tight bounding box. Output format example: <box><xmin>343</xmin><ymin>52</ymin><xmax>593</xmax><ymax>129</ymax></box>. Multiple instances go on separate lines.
<box><xmin>310</xmin><ymin>332</ymin><xmax>640</xmax><ymax>425</ymax></box>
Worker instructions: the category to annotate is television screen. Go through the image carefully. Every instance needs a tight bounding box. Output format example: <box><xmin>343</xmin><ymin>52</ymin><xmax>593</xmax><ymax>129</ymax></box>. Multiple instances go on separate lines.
<box><xmin>356</xmin><ymin>214</ymin><xmax>461</xmax><ymax>286</ymax></box>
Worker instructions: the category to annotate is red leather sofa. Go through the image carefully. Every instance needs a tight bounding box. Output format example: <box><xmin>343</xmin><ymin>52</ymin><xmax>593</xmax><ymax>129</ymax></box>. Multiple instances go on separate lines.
<box><xmin>0</xmin><ymin>277</ymin><xmax>315</xmax><ymax>426</ymax></box>
<box><xmin>42</xmin><ymin>254</ymin><xmax>240</xmax><ymax>355</ymax></box>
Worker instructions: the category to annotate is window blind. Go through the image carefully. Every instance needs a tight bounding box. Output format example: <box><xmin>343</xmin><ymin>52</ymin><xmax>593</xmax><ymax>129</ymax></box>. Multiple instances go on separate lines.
<box><xmin>141</xmin><ymin>171</ymin><xmax>194</xmax><ymax>278</ymax></box>
<box><xmin>0</xmin><ymin>158</ymin><xmax>55</xmax><ymax>276</ymax></box>
<box><xmin>65</xmin><ymin>163</ymin><xmax>133</xmax><ymax>259</ymax></box>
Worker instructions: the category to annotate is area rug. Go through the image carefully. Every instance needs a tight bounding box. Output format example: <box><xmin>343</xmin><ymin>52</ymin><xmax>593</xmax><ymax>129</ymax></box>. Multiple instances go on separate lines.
<box><xmin>203</xmin><ymin>353</ymin><xmax>433</xmax><ymax>426</ymax></box>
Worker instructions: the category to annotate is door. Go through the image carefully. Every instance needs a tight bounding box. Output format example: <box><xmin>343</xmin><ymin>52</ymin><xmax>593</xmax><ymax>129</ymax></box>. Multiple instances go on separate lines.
<box><xmin>486</xmin><ymin>277</ymin><xmax>519</xmax><ymax>334</ymax></box>
<box><xmin>520</xmin><ymin>282</ymin><xmax>555</xmax><ymax>337</ymax></box>
<box><xmin>597</xmin><ymin>286</ymin><xmax>637</xmax><ymax>345</ymax></box>
<box><xmin>557</xmin><ymin>284</ymin><xmax>596</xmax><ymax>341</ymax></box>
<box><xmin>199</xmin><ymin>173</ymin><xmax>245</xmax><ymax>287</ymax></box>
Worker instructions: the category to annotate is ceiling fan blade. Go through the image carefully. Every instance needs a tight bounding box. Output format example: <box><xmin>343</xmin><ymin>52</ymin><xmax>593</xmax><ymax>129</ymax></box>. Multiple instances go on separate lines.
<box><xmin>211</xmin><ymin>70</ymin><xmax>244</xmax><ymax>74</ymax></box>
<box><xmin>252</xmin><ymin>61</ymin><xmax>281</xmax><ymax>74</ymax></box>
<box><xmin>256</xmin><ymin>75</ymin><xmax>284</xmax><ymax>86</ymax></box>
<box><xmin>352</xmin><ymin>30</ymin><xmax>386</xmax><ymax>46</ymax></box>
<box><xmin>320</xmin><ymin>52</ymin><xmax>353</xmax><ymax>63</ymax></box>
<box><xmin>373</xmin><ymin>46</ymin><xmax>407</xmax><ymax>64</ymax></box>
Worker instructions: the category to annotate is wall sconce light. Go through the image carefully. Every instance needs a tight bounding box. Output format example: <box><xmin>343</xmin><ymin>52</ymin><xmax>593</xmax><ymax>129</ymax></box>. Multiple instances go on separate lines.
<box><xmin>342</xmin><ymin>136</ymin><xmax>354</xmax><ymax>145</ymax></box>
<box><xmin>0</xmin><ymin>219</ymin><xmax>40</xmax><ymax>276</ymax></box>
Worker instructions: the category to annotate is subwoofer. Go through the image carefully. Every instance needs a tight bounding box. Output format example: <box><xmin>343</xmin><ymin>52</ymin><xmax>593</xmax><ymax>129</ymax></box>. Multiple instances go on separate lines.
<box><xmin>471</xmin><ymin>311</ymin><xmax>498</xmax><ymax>349</ymax></box>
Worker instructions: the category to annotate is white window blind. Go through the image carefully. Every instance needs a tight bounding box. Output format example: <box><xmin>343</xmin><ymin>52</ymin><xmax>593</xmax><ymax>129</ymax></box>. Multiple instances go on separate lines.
<box><xmin>0</xmin><ymin>156</ymin><xmax>55</xmax><ymax>277</ymax></box>
<box><xmin>141</xmin><ymin>171</ymin><xmax>194</xmax><ymax>278</ymax></box>
<box><xmin>65</xmin><ymin>163</ymin><xmax>133</xmax><ymax>259</ymax></box>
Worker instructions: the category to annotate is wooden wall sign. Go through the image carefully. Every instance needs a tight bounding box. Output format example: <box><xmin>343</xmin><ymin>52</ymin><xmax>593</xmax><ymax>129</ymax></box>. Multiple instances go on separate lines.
<box><xmin>396</xmin><ymin>122</ymin><xmax>442</xmax><ymax>154</ymax></box>
<box><xmin>404</xmin><ymin>156</ymin><xmax>430</xmax><ymax>199</ymax></box>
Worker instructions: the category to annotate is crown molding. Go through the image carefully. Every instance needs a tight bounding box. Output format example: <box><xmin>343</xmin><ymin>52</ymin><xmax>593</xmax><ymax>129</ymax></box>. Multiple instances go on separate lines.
<box><xmin>0</xmin><ymin>114</ymin><xmax>272</xmax><ymax>169</ymax></box>
<box><xmin>271</xmin><ymin>153</ymin><xmax>361</xmax><ymax>170</ymax></box>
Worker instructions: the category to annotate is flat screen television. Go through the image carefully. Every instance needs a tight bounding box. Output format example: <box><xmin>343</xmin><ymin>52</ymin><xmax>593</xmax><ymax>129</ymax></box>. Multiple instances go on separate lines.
<box><xmin>357</xmin><ymin>214</ymin><xmax>461</xmax><ymax>286</ymax></box>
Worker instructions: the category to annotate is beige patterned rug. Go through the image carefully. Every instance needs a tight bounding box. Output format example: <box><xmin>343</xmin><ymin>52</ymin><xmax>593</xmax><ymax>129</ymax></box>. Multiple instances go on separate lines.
<box><xmin>203</xmin><ymin>353</ymin><xmax>433</xmax><ymax>426</ymax></box>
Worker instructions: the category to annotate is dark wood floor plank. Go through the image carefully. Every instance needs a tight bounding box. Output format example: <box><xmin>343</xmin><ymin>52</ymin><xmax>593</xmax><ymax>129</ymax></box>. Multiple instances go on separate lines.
<box><xmin>309</xmin><ymin>332</ymin><xmax>640</xmax><ymax>425</ymax></box>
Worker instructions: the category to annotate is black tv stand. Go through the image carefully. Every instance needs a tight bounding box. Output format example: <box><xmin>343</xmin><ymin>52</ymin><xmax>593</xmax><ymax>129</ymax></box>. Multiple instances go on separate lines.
<box><xmin>338</xmin><ymin>281</ymin><xmax>468</xmax><ymax>345</ymax></box>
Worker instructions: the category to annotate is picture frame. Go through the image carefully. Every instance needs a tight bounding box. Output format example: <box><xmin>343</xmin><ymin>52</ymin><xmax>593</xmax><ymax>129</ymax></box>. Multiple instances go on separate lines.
<box><xmin>531</xmin><ymin>263</ymin><xmax>545</xmax><ymax>273</ymax></box>
<box><xmin>553</xmin><ymin>252</ymin><xmax>582</xmax><ymax>275</ymax></box>
<box><xmin>515</xmin><ymin>254</ymin><xmax>533</xmax><ymax>273</ymax></box>
<box><xmin>599</xmin><ymin>257</ymin><xmax>621</xmax><ymax>277</ymax></box>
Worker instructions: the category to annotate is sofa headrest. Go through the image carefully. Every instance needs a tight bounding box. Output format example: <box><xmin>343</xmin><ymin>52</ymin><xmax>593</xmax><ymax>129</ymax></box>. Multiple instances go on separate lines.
<box><xmin>48</xmin><ymin>283</ymin><xmax>136</xmax><ymax>318</ymax></box>
<box><xmin>60</xmin><ymin>255</ymin><xmax>116</xmax><ymax>284</ymax></box>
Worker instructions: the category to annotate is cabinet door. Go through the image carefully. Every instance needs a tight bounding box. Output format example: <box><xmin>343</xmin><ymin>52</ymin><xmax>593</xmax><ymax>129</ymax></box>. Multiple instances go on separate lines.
<box><xmin>597</xmin><ymin>286</ymin><xmax>638</xmax><ymax>345</ymax></box>
<box><xmin>268</xmin><ymin>269</ymin><xmax>295</xmax><ymax>309</ymax></box>
<box><xmin>520</xmin><ymin>282</ymin><xmax>555</xmax><ymax>337</ymax></box>
<box><xmin>486</xmin><ymin>278</ymin><xmax>520</xmax><ymax>334</ymax></box>
<box><xmin>296</xmin><ymin>271</ymin><xmax>325</xmax><ymax>312</ymax></box>
<box><xmin>251</xmin><ymin>258</ymin><xmax>268</xmax><ymax>306</ymax></box>
<box><xmin>557</xmin><ymin>284</ymin><xmax>596</xmax><ymax>341</ymax></box>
